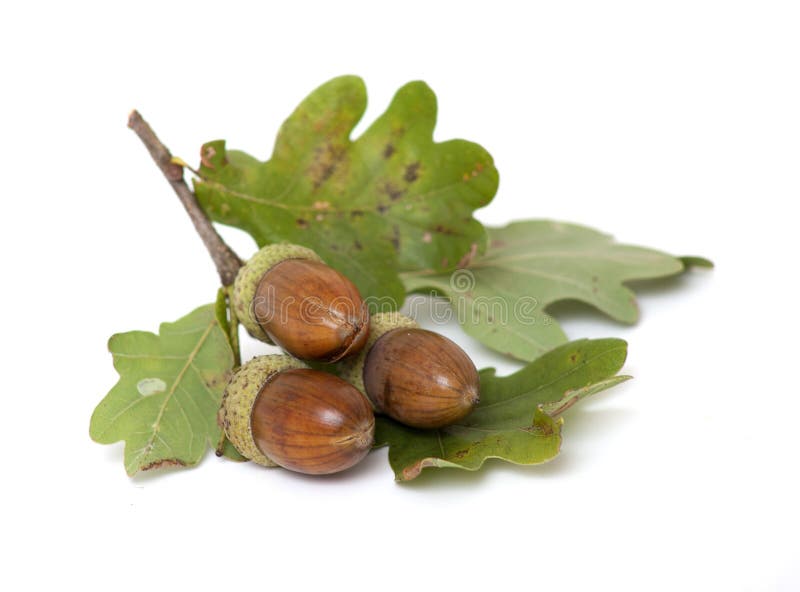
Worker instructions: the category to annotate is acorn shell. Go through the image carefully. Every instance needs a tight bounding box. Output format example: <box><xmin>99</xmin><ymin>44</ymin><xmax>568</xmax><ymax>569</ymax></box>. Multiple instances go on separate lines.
<box><xmin>232</xmin><ymin>244</ymin><xmax>321</xmax><ymax>342</ymax></box>
<box><xmin>251</xmin><ymin>368</ymin><xmax>375</xmax><ymax>475</ymax></box>
<box><xmin>218</xmin><ymin>354</ymin><xmax>307</xmax><ymax>467</ymax></box>
<box><xmin>362</xmin><ymin>328</ymin><xmax>480</xmax><ymax>429</ymax></box>
<box><xmin>337</xmin><ymin>312</ymin><xmax>419</xmax><ymax>399</ymax></box>
<box><xmin>253</xmin><ymin>258</ymin><xmax>369</xmax><ymax>362</ymax></box>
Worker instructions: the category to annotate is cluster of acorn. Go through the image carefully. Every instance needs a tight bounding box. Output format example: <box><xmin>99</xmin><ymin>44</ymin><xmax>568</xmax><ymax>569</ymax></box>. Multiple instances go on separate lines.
<box><xmin>218</xmin><ymin>244</ymin><xmax>480</xmax><ymax>475</ymax></box>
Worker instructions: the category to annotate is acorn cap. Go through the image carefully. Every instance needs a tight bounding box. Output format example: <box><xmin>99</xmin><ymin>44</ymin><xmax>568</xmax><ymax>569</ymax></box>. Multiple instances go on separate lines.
<box><xmin>337</xmin><ymin>312</ymin><xmax>419</xmax><ymax>406</ymax></box>
<box><xmin>218</xmin><ymin>354</ymin><xmax>307</xmax><ymax>467</ymax></box>
<box><xmin>233</xmin><ymin>244</ymin><xmax>322</xmax><ymax>342</ymax></box>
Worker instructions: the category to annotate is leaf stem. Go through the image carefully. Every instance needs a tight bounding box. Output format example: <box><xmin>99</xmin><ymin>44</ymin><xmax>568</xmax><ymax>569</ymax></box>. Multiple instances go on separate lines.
<box><xmin>215</xmin><ymin>430</ymin><xmax>228</xmax><ymax>457</ymax></box>
<box><xmin>127</xmin><ymin>110</ymin><xmax>243</xmax><ymax>286</ymax></box>
<box><xmin>226</xmin><ymin>286</ymin><xmax>241</xmax><ymax>368</ymax></box>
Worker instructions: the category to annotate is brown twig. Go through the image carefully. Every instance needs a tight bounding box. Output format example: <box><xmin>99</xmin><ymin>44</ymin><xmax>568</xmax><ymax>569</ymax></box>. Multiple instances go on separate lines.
<box><xmin>127</xmin><ymin>110</ymin><xmax>243</xmax><ymax>286</ymax></box>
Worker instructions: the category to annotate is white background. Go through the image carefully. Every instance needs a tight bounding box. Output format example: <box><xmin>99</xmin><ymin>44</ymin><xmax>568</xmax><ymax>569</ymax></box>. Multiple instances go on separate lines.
<box><xmin>2</xmin><ymin>1</ymin><xmax>798</xmax><ymax>591</ymax></box>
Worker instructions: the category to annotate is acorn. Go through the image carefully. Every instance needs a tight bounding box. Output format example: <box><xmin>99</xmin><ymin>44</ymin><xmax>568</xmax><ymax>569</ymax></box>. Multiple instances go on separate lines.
<box><xmin>339</xmin><ymin>313</ymin><xmax>480</xmax><ymax>429</ymax></box>
<box><xmin>233</xmin><ymin>244</ymin><xmax>369</xmax><ymax>362</ymax></box>
<box><xmin>219</xmin><ymin>355</ymin><xmax>375</xmax><ymax>475</ymax></box>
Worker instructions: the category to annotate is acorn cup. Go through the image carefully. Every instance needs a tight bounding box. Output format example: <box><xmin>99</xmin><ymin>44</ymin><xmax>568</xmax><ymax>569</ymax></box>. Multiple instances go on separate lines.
<box><xmin>339</xmin><ymin>313</ymin><xmax>480</xmax><ymax>429</ymax></box>
<box><xmin>218</xmin><ymin>355</ymin><xmax>375</xmax><ymax>475</ymax></box>
<box><xmin>232</xmin><ymin>244</ymin><xmax>369</xmax><ymax>362</ymax></box>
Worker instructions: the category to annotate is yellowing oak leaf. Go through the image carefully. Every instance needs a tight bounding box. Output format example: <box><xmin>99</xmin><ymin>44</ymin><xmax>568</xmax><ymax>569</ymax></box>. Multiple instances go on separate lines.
<box><xmin>194</xmin><ymin>76</ymin><xmax>498</xmax><ymax>308</ymax></box>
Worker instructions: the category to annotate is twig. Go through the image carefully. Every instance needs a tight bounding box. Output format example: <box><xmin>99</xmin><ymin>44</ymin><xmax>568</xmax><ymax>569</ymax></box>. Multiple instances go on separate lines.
<box><xmin>127</xmin><ymin>110</ymin><xmax>243</xmax><ymax>286</ymax></box>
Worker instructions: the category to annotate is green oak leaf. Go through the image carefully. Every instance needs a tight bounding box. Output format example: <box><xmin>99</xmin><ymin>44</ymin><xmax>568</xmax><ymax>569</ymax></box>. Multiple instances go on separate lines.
<box><xmin>403</xmin><ymin>220</ymin><xmax>710</xmax><ymax>361</ymax></box>
<box><xmin>194</xmin><ymin>75</ymin><xmax>498</xmax><ymax>309</ymax></box>
<box><xmin>90</xmin><ymin>304</ymin><xmax>236</xmax><ymax>475</ymax></box>
<box><xmin>375</xmin><ymin>338</ymin><xmax>631</xmax><ymax>481</ymax></box>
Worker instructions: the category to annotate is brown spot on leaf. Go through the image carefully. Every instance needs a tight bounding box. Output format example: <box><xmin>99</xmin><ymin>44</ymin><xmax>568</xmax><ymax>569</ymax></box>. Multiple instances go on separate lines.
<box><xmin>309</xmin><ymin>144</ymin><xmax>345</xmax><ymax>189</ymax></box>
<box><xmin>315</xmin><ymin>167</ymin><xmax>336</xmax><ymax>188</ymax></box>
<box><xmin>200</xmin><ymin>145</ymin><xmax>217</xmax><ymax>169</ymax></box>
<box><xmin>296</xmin><ymin>218</ymin><xmax>308</xmax><ymax>228</ymax></box>
<box><xmin>461</xmin><ymin>162</ymin><xmax>486</xmax><ymax>180</ymax></box>
<box><xmin>404</xmin><ymin>162</ymin><xmax>420</xmax><ymax>183</ymax></box>
<box><xmin>376</xmin><ymin>204</ymin><xmax>389</xmax><ymax>214</ymax></box>
<box><xmin>422</xmin><ymin>232</ymin><xmax>432</xmax><ymax>243</ymax></box>
<box><xmin>456</xmin><ymin>243</ymin><xmax>478</xmax><ymax>268</ymax></box>
<box><xmin>454</xmin><ymin>449</ymin><xmax>469</xmax><ymax>459</ymax></box>
<box><xmin>141</xmin><ymin>459</ymin><xmax>187</xmax><ymax>472</ymax></box>
<box><xmin>350</xmin><ymin>210</ymin><xmax>364</xmax><ymax>218</ymax></box>
<box><xmin>354</xmin><ymin>240</ymin><xmax>363</xmax><ymax>251</ymax></box>
<box><xmin>570</xmin><ymin>354</ymin><xmax>578</xmax><ymax>362</ymax></box>
<box><xmin>390</xmin><ymin>225</ymin><xmax>400</xmax><ymax>250</ymax></box>
<box><xmin>383</xmin><ymin>144</ymin><xmax>395</xmax><ymax>159</ymax></box>
<box><xmin>205</xmin><ymin>373</ymin><xmax>229</xmax><ymax>390</ymax></box>
<box><xmin>383</xmin><ymin>182</ymin><xmax>404</xmax><ymax>201</ymax></box>
<box><xmin>312</xmin><ymin>200</ymin><xmax>331</xmax><ymax>210</ymax></box>
<box><xmin>402</xmin><ymin>464</ymin><xmax>422</xmax><ymax>480</ymax></box>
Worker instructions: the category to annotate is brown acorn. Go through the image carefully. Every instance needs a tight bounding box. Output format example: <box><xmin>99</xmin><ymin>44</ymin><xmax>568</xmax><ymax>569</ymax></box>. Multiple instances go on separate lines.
<box><xmin>339</xmin><ymin>313</ymin><xmax>480</xmax><ymax>429</ymax></box>
<box><xmin>219</xmin><ymin>355</ymin><xmax>375</xmax><ymax>475</ymax></box>
<box><xmin>233</xmin><ymin>244</ymin><xmax>369</xmax><ymax>362</ymax></box>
